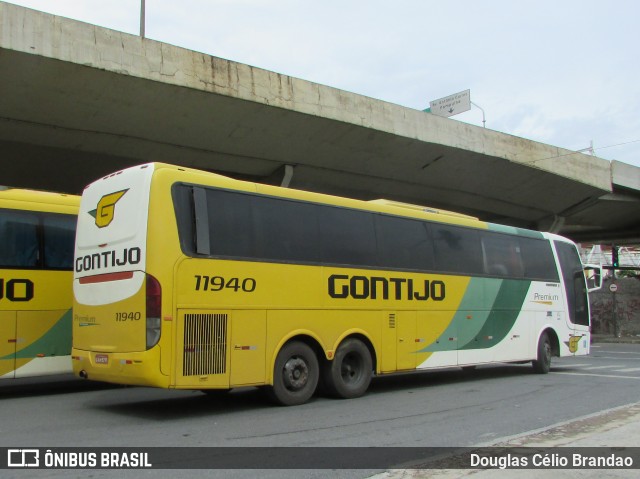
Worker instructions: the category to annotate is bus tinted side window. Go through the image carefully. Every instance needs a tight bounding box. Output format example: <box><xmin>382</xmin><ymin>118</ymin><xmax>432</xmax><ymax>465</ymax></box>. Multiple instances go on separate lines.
<box><xmin>172</xmin><ymin>184</ymin><xmax>196</xmax><ymax>255</ymax></box>
<box><xmin>175</xmin><ymin>185</ymin><xmax>325</xmax><ymax>263</ymax></box>
<box><xmin>481</xmin><ymin>232</ymin><xmax>524</xmax><ymax>278</ymax></box>
<box><xmin>205</xmin><ymin>188</ymin><xmax>255</xmax><ymax>258</ymax></box>
<box><xmin>375</xmin><ymin>214</ymin><xmax>435</xmax><ymax>271</ymax></box>
<box><xmin>433</xmin><ymin>223</ymin><xmax>484</xmax><ymax>275</ymax></box>
<box><xmin>318</xmin><ymin>206</ymin><xmax>376</xmax><ymax>266</ymax></box>
<box><xmin>252</xmin><ymin>195</ymin><xmax>322</xmax><ymax>263</ymax></box>
<box><xmin>43</xmin><ymin>214</ymin><xmax>76</xmax><ymax>269</ymax></box>
<box><xmin>0</xmin><ymin>209</ymin><xmax>39</xmax><ymax>268</ymax></box>
<box><xmin>519</xmin><ymin>237</ymin><xmax>559</xmax><ymax>281</ymax></box>
<box><xmin>173</xmin><ymin>184</ymin><xmax>562</xmax><ymax>282</ymax></box>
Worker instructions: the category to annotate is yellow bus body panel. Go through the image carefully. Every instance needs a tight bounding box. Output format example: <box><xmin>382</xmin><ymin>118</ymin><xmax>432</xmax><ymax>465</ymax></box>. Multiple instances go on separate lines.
<box><xmin>73</xmin><ymin>282</ymin><xmax>147</xmax><ymax>353</ymax></box>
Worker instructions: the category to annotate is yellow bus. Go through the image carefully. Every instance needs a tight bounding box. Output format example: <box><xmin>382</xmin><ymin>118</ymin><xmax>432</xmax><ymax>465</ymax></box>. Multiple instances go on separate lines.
<box><xmin>1</xmin><ymin>187</ymin><xmax>79</xmax><ymax>379</ymax></box>
<box><xmin>72</xmin><ymin>163</ymin><xmax>599</xmax><ymax>405</ymax></box>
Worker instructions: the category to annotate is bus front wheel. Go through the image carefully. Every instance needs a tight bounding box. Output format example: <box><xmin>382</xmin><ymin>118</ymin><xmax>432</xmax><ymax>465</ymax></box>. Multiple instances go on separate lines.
<box><xmin>269</xmin><ymin>341</ymin><xmax>319</xmax><ymax>406</ymax></box>
<box><xmin>324</xmin><ymin>338</ymin><xmax>372</xmax><ymax>399</ymax></box>
<box><xmin>532</xmin><ymin>332</ymin><xmax>552</xmax><ymax>374</ymax></box>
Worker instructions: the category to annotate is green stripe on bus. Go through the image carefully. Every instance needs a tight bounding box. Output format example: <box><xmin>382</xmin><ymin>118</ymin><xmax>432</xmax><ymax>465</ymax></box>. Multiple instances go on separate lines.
<box><xmin>420</xmin><ymin>277</ymin><xmax>502</xmax><ymax>353</ymax></box>
<box><xmin>420</xmin><ymin>278</ymin><xmax>531</xmax><ymax>352</ymax></box>
<box><xmin>458</xmin><ymin>279</ymin><xmax>531</xmax><ymax>350</ymax></box>
<box><xmin>0</xmin><ymin>309</ymin><xmax>72</xmax><ymax>360</ymax></box>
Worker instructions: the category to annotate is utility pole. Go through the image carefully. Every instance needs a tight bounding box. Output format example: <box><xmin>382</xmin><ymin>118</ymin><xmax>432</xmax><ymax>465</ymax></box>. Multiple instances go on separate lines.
<box><xmin>140</xmin><ymin>0</ymin><xmax>146</xmax><ymax>39</ymax></box>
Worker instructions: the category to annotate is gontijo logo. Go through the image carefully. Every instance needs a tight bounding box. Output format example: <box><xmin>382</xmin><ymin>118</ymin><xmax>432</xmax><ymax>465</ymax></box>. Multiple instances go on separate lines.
<box><xmin>88</xmin><ymin>189</ymin><xmax>128</xmax><ymax>228</ymax></box>
<box><xmin>566</xmin><ymin>335</ymin><xmax>582</xmax><ymax>353</ymax></box>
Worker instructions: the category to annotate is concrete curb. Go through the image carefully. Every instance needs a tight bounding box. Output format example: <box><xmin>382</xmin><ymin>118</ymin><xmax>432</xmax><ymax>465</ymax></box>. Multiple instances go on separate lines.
<box><xmin>375</xmin><ymin>402</ymin><xmax>640</xmax><ymax>478</ymax></box>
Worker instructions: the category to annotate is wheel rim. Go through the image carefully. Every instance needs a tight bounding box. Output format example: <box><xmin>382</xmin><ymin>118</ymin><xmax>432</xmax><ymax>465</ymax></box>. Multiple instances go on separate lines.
<box><xmin>282</xmin><ymin>356</ymin><xmax>309</xmax><ymax>391</ymax></box>
<box><xmin>341</xmin><ymin>352</ymin><xmax>364</xmax><ymax>385</ymax></box>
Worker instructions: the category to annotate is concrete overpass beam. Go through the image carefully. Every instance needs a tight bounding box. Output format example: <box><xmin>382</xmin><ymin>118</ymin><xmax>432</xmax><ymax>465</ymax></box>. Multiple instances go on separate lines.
<box><xmin>537</xmin><ymin>215</ymin><xmax>566</xmax><ymax>234</ymax></box>
<box><xmin>2</xmin><ymin>3</ymin><xmax>640</xmax><ymax>242</ymax></box>
<box><xmin>280</xmin><ymin>164</ymin><xmax>295</xmax><ymax>188</ymax></box>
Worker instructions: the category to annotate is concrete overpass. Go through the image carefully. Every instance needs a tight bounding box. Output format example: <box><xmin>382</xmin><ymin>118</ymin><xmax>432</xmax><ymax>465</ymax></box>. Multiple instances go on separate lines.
<box><xmin>1</xmin><ymin>2</ymin><xmax>639</xmax><ymax>244</ymax></box>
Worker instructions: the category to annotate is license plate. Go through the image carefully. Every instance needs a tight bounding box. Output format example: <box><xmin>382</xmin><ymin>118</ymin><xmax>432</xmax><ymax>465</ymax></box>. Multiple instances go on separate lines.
<box><xmin>95</xmin><ymin>354</ymin><xmax>109</xmax><ymax>365</ymax></box>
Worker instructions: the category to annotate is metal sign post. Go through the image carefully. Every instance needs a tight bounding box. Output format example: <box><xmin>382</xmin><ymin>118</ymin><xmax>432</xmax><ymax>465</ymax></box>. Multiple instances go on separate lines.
<box><xmin>140</xmin><ymin>0</ymin><xmax>146</xmax><ymax>38</ymax></box>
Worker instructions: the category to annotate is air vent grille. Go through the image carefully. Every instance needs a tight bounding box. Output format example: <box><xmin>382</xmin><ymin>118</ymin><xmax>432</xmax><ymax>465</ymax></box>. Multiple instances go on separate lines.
<box><xmin>183</xmin><ymin>313</ymin><xmax>227</xmax><ymax>376</ymax></box>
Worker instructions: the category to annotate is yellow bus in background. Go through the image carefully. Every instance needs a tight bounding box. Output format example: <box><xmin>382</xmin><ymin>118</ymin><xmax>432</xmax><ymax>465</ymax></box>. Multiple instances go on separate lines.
<box><xmin>0</xmin><ymin>187</ymin><xmax>79</xmax><ymax>379</ymax></box>
<box><xmin>72</xmin><ymin>163</ymin><xmax>598</xmax><ymax>405</ymax></box>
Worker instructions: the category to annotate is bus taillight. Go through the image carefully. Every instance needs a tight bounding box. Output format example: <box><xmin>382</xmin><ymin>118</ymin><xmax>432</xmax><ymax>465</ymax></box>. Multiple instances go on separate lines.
<box><xmin>146</xmin><ymin>274</ymin><xmax>162</xmax><ymax>349</ymax></box>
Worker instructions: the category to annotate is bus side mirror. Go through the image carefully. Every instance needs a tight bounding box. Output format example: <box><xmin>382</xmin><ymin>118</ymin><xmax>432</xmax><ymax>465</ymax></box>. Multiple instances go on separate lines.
<box><xmin>584</xmin><ymin>264</ymin><xmax>603</xmax><ymax>292</ymax></box>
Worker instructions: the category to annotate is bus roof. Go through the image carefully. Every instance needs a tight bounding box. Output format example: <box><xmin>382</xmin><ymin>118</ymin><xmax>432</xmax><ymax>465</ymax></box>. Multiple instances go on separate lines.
<box><xmin>367</xmin><ymin>199</ymin><xmax>478</xmax><ymax>221</ymax></box>
<box><xmin>143</xmin><ymin>162</ymin><xmax>485</xmax><ymax>229</ymax></box>
<box><xmin>0</xmin><ymin>187</ymin><xmax>80</xmax><ymax>213</ymax></box>
<box><xmin>107</xmin><ymin>163</ymin><xmax>560</xmax><ymax>239</ymax></box>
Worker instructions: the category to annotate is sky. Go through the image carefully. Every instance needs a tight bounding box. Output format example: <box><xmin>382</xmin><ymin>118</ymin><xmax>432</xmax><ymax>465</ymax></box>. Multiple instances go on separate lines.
<box><xmin>6</xmin><ymin>0</ymin><xmax>640</xmax><ymax>167</ymax></box>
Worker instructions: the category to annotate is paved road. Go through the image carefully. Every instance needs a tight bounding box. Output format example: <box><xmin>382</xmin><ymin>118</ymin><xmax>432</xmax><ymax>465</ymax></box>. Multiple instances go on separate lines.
<box><xmin>1</xmin><ymin>343</ymin><xmax>639</xmax><ymax>478</ymax></box>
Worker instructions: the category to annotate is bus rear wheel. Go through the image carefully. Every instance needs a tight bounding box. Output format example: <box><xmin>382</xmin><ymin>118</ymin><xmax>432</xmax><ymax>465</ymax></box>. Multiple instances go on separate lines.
<box><xmin>269</xmin><ymin>341</ymin><xmax>319</xmax><ymax>406</ymax></box>
<box><xmin>324</xmin><ymin>338</ymin><xmax>372</xmax><ymax>399</ymax></box>
<box><xmin>532</xmin><ymin>332</ymin><xmax>552</xmax><ymax>374</ymax></box>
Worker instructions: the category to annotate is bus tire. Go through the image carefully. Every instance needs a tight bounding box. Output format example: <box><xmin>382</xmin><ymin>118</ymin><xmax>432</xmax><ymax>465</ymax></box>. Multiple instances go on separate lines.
<box><xmin>324</xmin><ymin>338</ymin><xmax>372</xmax><ymax>399</ymax></box>
<box><xmin>269</xmin><ymin>341</ymin><xmax>319</xmax><ymax>406</ymax></box>
<box><xmin>532</xmin><ymin>332</ymin><xmax>552</xmax><ymax>374</ymax></box>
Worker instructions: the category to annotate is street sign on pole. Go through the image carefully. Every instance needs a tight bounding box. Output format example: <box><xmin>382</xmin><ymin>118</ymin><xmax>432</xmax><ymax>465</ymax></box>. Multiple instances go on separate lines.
<box><xmin>428</xmin><ymin>89</ymin><xmax>471</xmax><ymax>118</ymax></box>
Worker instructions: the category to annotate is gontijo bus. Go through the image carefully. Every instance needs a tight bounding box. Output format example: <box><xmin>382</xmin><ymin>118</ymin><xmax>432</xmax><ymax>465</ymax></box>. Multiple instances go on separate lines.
<box><xmin>1</xmin><ymin>187</ymin><xmax>78</xmax><ymax>379</ymax></box>
<box><xmin>72</xmin><ymin>163</ymin><xmax>600</xmax><ymax>405</ymax></box>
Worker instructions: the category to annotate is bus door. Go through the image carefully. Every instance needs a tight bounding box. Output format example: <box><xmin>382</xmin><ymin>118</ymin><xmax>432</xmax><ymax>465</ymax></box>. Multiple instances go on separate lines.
<box><xmin>396</xmin><ymin>311</ymin><xmax>417</xmax><ymax>370</ymax></box>
<box><xmin>379</xmin><ymin>311</ymin><xmax>417</xmax><ymax>372</ymax></box>
<box><xmin>554</xmin><ymin>241</ymin><xmax>591</xmax><ymax>354</ymax></box>
<box><xmin>0</xmin><ymin>311</ymin><xmax>17</xmax><ymax>378</ymax></box>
